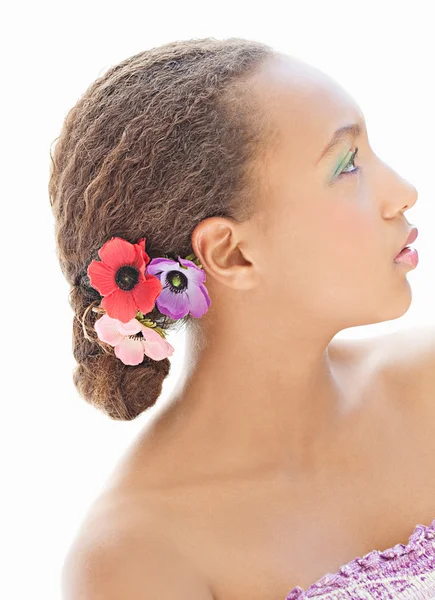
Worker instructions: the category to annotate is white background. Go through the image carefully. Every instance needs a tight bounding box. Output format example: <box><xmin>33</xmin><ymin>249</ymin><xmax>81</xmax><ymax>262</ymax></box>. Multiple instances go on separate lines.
<box><xmin>2</xmin><ymin>1</ymin><xmax>434</xmax><ymax>598</ymax></box>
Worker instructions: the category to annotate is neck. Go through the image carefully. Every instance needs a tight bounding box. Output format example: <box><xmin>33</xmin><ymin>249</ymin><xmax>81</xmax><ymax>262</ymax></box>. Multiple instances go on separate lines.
<box><xmin>165</xmin><ymin>317</ymin><xmax>358</xmax><ymax>480</ymax></box>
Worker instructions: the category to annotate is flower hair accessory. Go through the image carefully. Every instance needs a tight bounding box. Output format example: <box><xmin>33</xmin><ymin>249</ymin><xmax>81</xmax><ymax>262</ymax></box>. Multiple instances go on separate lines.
<box><xmin>84</xmin><ymin>236</ymin><xmax>211</xmax><ymax>366</ymax></box>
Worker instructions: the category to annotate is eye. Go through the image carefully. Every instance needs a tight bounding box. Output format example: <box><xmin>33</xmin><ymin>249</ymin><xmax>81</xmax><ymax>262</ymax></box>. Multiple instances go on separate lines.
<box><xmin>337</xmin><ymin>147</ymin><xmax>360</xmax><ymax>179</ymax></box>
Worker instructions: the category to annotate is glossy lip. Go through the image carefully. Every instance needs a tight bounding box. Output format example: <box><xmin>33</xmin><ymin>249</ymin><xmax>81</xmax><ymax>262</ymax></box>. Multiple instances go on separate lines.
<box><xmin>395</xmin><ymin>227</ymin><xmax>418</xmax><ymax>259</ymax></box>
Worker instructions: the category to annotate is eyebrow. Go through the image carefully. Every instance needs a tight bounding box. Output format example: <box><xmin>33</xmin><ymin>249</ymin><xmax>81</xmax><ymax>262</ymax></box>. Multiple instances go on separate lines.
<box><xmin>317</xmin><ymin>123</ymin><xmax>362</xmax><ymax>163</ymax></box>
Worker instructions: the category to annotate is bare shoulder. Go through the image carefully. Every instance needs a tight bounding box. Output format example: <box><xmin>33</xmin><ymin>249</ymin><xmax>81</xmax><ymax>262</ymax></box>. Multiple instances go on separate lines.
<box><xmin>370</xmin><ymin>324</ymin><xmax>435</xmax><ymax>385</ymax></box>
<box><xmin>343</xmin><ymin>324</ymin><xmax>435</xmax><ymax>418</ymax></box>
<box><xmin>61</xmin><ymin>507</ymin><xmax>215</xmax><ymax>600</ymax></box>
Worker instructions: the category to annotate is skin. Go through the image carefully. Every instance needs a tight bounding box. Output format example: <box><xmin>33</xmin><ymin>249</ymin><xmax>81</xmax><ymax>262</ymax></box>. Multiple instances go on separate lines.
<box><xmin>67</xmin><ymin>54</ymin><xmax>428</xmax><ymax>600</ymax></box>
<box><xmin>137</xmin><ymin>53</ymin><xmax>418</xmax><ymax>483</ymax></box>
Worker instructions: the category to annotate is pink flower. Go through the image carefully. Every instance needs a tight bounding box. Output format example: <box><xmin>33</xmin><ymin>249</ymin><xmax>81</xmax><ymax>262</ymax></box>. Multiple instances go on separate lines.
<box><xmin>94</xmin><ymin>314</ymin><xmax>174</xmax><ymax>365</ymax></box>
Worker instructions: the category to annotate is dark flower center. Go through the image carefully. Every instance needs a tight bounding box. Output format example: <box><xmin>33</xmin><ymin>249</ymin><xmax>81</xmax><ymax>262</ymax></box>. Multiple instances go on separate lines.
<box><xmin>128</xmin><ymin>332</ymin><xmax>144</xmax><ymax>340</ymax></box>
<box><xmin>166</xmin><ymin>270</ymin><xmax>188</xmax><ymax>293</ymax></box>
<box><xmin>115</xmin><ymin>265</ymin><xmax>139</xmax><ymax>291</ymax></box>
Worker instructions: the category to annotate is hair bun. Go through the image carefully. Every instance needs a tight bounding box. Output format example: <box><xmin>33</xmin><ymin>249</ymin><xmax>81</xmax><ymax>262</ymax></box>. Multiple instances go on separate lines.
<box><xmin>69</xmin><ymin>285</ymin><xmax>171</xmax><ymax>421</ymax></box>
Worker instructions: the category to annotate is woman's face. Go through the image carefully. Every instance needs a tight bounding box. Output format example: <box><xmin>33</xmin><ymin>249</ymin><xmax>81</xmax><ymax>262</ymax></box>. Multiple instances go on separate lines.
<box><xmin>248</xmin><ymin>54</ymin><xmax>419</xmax><ymax>330</ymax></box>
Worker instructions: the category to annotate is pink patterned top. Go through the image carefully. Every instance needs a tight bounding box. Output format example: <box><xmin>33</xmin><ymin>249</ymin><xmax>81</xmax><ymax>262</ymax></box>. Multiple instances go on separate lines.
<box><xmin>285</xmin><ymin>518</ymin><xmax>435</xmax><ymax>599</ymax></box>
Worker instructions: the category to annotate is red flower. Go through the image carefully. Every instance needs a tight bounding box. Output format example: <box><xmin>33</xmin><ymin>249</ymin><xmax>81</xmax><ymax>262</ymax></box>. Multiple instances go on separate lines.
<box><xmin>87</xmin><ymin>237</ymin><xmax>162</xmax><ymax>322</ymax></box>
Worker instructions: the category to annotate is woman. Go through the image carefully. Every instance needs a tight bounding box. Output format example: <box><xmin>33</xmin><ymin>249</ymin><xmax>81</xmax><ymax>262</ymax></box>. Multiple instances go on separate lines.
<box><xmin>49</xmin><ymin>37</ymin><xmax>435</xmax><ymax>599</ymax></box>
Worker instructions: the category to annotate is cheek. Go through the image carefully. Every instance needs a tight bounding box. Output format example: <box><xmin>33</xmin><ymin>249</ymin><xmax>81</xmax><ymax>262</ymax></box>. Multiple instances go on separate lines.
<box><xmin>328</xmin><ymin>206</ymin><xmax>374</xmax><ymax>261</ymax></box>
<box><xmin>266</xmin><ymin>185</ymin><xmax>382</xmax><ymax>297</ymax></box>
<box><xmin>291</xmin><ymin>199</ymin><xmax>371</xmax><ymax>263</ymax></box>
<box><xmin>282</xmin><ymin>202</ymin><xmax>377</xmax><ymax>299</ymax></box>
<box><xmin>312</xmin><ymin>204</ymin><xmax>386</xmax><ymax>310</ymax></box>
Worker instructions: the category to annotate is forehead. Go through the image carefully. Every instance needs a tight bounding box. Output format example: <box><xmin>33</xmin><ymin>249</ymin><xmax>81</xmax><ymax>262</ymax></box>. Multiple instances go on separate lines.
<box><xmin>251</xmin><ymin>54</ymin><xmax>365</xmax><ymax>168</ymax></box>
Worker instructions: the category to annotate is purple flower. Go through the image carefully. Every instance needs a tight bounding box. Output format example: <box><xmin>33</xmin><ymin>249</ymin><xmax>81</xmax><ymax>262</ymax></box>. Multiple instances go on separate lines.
<box><xmin>145</xmin><ymin>256</ymin><xmax>211</xmax><ymax>320</ymax></box>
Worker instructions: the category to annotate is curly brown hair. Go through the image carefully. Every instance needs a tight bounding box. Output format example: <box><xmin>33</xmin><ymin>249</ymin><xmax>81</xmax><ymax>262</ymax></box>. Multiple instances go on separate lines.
<box><xmin>48</xmin><ymin>37</ymin><xmax>278</xmax><ymax>421</ymax></box>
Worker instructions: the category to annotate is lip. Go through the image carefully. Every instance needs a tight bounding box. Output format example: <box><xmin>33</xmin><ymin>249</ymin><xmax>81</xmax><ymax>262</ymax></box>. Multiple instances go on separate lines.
<box><xmin>395</xmin><ymin>227</ymin><xmax>418</xmax><ymax>259</ymax></box>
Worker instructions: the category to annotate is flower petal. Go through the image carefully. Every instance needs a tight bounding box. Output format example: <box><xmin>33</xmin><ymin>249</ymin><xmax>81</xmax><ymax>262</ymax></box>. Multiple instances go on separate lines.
<box><xmin>177</xmin><ymin>257</ymin><xmax>206</xmax><ymax>284</ymax></box>
<box><xmin>118</xmin><ymin>318</ymin><xmax>142</xmax><ymax>336</ymax></box>
<box><xmin>94</xmin><ymin>314</ymin><xmax>125</xmax><ymax>346</ymax></box>
<box><xmin>186</xmin><ymin>283</ymin><xmax>211</xmax><ymax>318</ymax></box>
<box><xmin>114</xmin><ymin>337</ymin><xmax>146</xmax><ymax>366</ymax></box>
<box><xmin>131</xmin><ymin>274</ymin><xmax>163</xmax><ymax>315</ymax></box>
<box><xmin>156</xmin><ymin>286</ymin><xmax>189</xmax><ymax>320</ymax></box>
<box><xmin>134</xmin><ymin>237</ymin><xmax>150</xmax><ymax>266</ymax></box>
<box><xmin>140</xmin><ymin>325</ymin><xmax>175</xmax><ymax>360</ymax></box>
<box><xmin>146</xmin><ymin>257</ymin><xmax>178</xmax><ymax>277</ymax></box>
<box><xmin>101</xmin><ymin>288</ymin><xmax>138</xmax><ymax>322</ymax></box>
<box><xmin>87</xmin><ymin>260</ymin><xmax>117</xmax><ymax>296</ymax></box>
<box><xmin>130</xmin><ymin>242</ymin><xmax>147</xmax><ymax>274</ymax></box>
<box><xmin>98</xmin><ymin>237</ymin><xmax>138</xmax><ymax>272</ymax></box>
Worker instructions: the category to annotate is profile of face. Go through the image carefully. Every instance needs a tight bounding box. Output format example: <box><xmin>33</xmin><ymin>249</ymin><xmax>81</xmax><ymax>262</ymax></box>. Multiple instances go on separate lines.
<box><xmin>195</xmin><ymin>54</ymin><xmax>419</xmax><ymax>336</ymax></box>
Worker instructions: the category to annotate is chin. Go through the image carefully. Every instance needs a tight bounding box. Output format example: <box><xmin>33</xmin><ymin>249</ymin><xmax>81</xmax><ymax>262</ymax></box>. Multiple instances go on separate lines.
<box><xmin>377</xmin><ymin>282</ymin><xmax>413</xmax><ymax>324</ymax></box>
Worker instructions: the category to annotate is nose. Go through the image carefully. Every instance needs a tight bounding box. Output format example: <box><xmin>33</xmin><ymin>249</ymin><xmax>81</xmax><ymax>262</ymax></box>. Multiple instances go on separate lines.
<box><xmin>397</xmin><ymin>176</ymin><xmax>418</xmax><ymax>213</ymax></box>
<box><xmin>378</xmin><ymin>157</ymin><xmax>419</xmax><ymax>216</ymax></box>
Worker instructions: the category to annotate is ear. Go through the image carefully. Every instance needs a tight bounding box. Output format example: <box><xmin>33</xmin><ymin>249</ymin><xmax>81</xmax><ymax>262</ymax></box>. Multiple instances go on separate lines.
<box><xmin>191</xmin><ymin>217</ymin><xmax>255</xmax><ymax>290</ymax></box>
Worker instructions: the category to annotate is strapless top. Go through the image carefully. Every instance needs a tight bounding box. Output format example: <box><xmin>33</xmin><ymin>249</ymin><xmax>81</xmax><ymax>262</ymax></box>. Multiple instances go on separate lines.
<box><xmin>285</xmin><ymin>517</ymin><xmax>435</xmax><ymax>599</ymax></box>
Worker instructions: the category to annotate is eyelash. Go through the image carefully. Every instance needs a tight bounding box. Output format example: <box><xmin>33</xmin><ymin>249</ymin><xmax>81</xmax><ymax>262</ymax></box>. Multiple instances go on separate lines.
<box><xmin>337</xmin><ymin>147</ymin><xmax>360</xmax><ymax>179</ymax></box>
